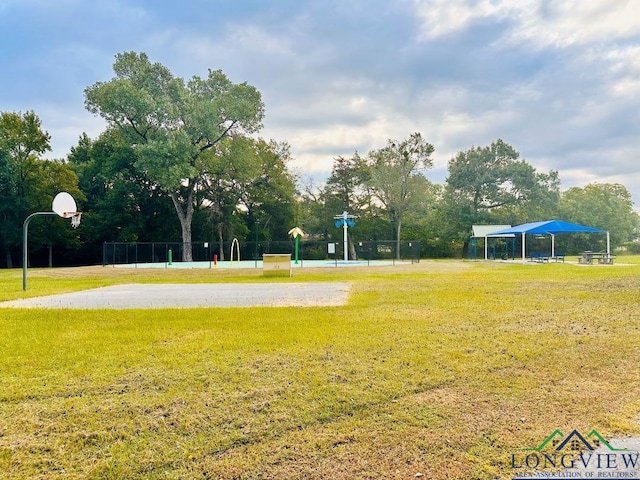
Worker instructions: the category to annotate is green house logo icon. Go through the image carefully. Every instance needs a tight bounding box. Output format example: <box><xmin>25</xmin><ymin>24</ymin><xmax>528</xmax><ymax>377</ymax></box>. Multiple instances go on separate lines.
<box><xmin>523</xmin><ymin>429</ymin><xmax>632</xmax><ymax>452</ymax></box>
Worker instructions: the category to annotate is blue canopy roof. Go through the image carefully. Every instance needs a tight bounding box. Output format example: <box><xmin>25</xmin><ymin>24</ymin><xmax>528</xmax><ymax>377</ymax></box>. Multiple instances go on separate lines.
<box><xmin>490</xmin><ymin>220</ymin><xmax>604</xmax><ymax>236</ymax></box>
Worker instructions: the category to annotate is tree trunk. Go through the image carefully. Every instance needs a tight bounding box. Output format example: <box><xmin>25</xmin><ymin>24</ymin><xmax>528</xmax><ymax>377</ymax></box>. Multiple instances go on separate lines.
<box><xmin>4</xmin><ymin>247</ymin><xmax>12</xmax><ymax>269</ymax></box>
<box><xmin>170</xmin><ymin>187</ymin><xmax>195</xmax><ymax>262</ymax></box>
<box><xmin>349</xmin><ymin>238</ymin><xmax>357</xmax><ymax>260</ymax></box>
<box><xmin>217</xmin><ymin>224</ymin><xmax>225</xmax><ymax>261</ymax></box>
<box><xmin>180</xmin><ymin>221</ymin><xmax>193</xmax><ymax>262</ymax></box>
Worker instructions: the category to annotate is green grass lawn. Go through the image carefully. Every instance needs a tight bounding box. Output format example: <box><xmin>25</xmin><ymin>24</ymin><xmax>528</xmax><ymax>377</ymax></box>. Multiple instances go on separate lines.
<box><xmin>1</xmin><ymin>259</ymin><xmax>639</xmax><ymax>479</ymax></box>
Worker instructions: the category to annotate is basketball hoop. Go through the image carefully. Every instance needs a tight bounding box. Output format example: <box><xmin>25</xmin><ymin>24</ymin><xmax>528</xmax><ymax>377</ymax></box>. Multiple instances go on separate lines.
<box><xmin>68</xmin><ymin>212</ymin><xmax>82</xmax><ymax>229</ymax></box>
<box><xmin>52</xmin><ymin>192</ymin><xmax>81</xmax><ymax>228</ymax></box>
<box><xmin>23</xmin><ymin>191</ymin><xmax>82</xmax><ymax>291</ymax></box>
<box><xmin>61</xmin><ymin>211</ymin><xmax>82</xmax><ymax>228</ymax></box>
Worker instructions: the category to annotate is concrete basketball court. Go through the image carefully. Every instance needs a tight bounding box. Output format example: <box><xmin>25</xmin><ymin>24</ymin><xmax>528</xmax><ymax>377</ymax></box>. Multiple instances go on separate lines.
<box><xmin>0</xmin><ymin>282</ymin><xmax>351</xmax><ymax>309</ymax></box>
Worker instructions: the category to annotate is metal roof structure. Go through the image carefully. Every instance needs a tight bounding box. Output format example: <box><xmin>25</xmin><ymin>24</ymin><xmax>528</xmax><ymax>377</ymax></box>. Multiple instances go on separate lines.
<box><xmin>489</xmin><ymin>220</ymin><xmax>604</xmax><ymax>236</ymax></box>
<box><xmin>489</xmin><ymin>219</ymin><xmax>610</xmax><ymax>261</ymax></box>
<box><xmin>471</xmin><ymin>225</ymin><xmax>513</xmax><ymax>238</ymax></box>
<box><xmin>471</xmin><ymin>225</ymin><xmax>515</xmax><ymax>260</ymax></box>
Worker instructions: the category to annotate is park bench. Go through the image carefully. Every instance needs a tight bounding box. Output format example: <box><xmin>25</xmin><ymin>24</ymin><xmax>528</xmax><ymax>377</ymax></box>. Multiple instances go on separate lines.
<box><xmin>528</xmin><ymin>252</ymin><xmax>550</xmax><ymax>263</ymax></box>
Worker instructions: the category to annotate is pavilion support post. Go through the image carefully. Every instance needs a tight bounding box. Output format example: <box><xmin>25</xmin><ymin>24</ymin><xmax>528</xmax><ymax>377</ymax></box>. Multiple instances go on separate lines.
<box><xmin>521</xmin><ymin>233</ymin><xmax>526</xmax><ymax>263</ymax></box>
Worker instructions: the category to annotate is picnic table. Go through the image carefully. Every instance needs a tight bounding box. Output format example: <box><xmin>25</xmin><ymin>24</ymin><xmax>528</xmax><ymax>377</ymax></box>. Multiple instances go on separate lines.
<box><xmin>578</xmin><ymin>251</ymin><xmax>615</xmax><ymax>265</ymax></box>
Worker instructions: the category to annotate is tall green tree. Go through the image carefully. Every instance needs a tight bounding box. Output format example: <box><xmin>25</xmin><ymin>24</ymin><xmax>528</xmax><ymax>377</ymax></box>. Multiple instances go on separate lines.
<box><xmin>0</xmin><ymin>111</ymin><xmax>51</xmax><ymax>210</ymax></box>
<box><xmin>297</xmin><ymin>176</ymin><xmax>328</xmax><ymax>241</ymax></box>
<box><xmin>399</xmin><ymin>178</ymin><xmax>444</xmax><ymax>257</ymax></box>
<box><xmin>507</xmin><ymin>168</ymin><xmax>560</xmax><ymax>222</ymax></box>
<box><xmin>35</xmin><ymin>160</ymin><xmax>84</xmax><ymax>266</ymax></box>
<box><xmin>318</xmin><ymin>153</ymin><xmax>377</xmax><ymax>257</ymax></box>
<box><xmin>201</xmin><ymin>137</ymin><xmax>297</xmax><ymax>259</ymax></box>
<box><xmin>559</xmin><ymin>183</ymin><xmax>639</xmax><ymax>248</ymax></box>
<box><xmin>366</xmin><ymin>132</ymin><xmax>435</xmax><ymax>258</ymax></box>
<box><xmin>68</xmin><ymin>130</ymin><xmax>180</xmax><ymax>263</ymax></box>
<box><xmin>0</xmin><ymin>111</ymin><xmax>51</xmax><ymax>267</ymax></box>
<box><xmin>0</xmin><ymin>147</ymin><xmax>16</xmax><ymax>266</ymax></box>
<box><xmin>447</xmin><ymin>139</ymin><xmax>525</xmax><ymax>215</ymax></box>
<box><xmin>444</xmin><ymin>139</ymin><xmax>560</xmax><ymax>251</ymax></box>
<box><xmin>324</xmin><ymin>153</ymin><xmax>370</xmax><ymax>213</ymax></box>
<box><xmin>239</xmin><ymin>139</ymin><xmax>297</xmax><ymax>243</ymax></box>
<box><xmin>199</xmin><ymin>137</ymin><xmax>248</xmax><ymax>259</ymax></box>
<box><xmin>84</xmin><ymin>52</ymin><xmax>264</xmax><ymax>260</ymax></box>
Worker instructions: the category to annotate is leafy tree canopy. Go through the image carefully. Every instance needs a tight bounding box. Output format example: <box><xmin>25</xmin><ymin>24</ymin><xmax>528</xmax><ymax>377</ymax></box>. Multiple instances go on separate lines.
<box><xmin>84</xmin><ymin>52</ymin><xmax>265</xmax><ymax>260</ymax></box>
<box><xmin>366</xmin><ymin>132</ymin><xmax>435</xmax><ymax>256</ymax></box>
<box><xmin>559</xmin><ymin>183</ymin><xmax>639</xmax><ymax>246</ymax></box>
<box><xmin>444</xmin><ymin>139</ymin><xmax>561</xmax><ymax>242</ymax></box>
<box><xmin>0</xmin><ymin>111</ymin><xmax>82</xmax><ymax>267</ymax></box>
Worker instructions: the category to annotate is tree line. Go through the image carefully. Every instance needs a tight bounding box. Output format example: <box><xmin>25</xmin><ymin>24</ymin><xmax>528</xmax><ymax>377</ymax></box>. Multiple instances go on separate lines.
<box><xmin>301</xmin><ymin>137</ymin><xmax>639</xmax><ymax>258</ymax></box>
<box><xmin>1</xmin><ymin>51</ymin><xmax>638</xmax><ymax>267</ymax></box>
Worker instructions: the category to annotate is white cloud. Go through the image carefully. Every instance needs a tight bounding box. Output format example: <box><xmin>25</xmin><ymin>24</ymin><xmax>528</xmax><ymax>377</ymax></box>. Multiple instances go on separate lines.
<box><xmin>412</xmin><ymin>0</ymin><xmax>640</xmax><ymax>48</ymax></box>
<box><xmin>226</xmin><ymin>24</ymin><xmax>295</xmax><ymax>57</ymax></box>
<box><xmin>506</xmin><ymin>0</ymin><xmax>640</xmax><ymax>48</ymax></box>
<box><xmin>604</xmin><ymin>45</ymin><xmax>640</xmax><ymax>98</ymax></box>
<box><xmin>39</xmin><ymin>105</ymin><xmax>106</xmax><ymax>160</ymax></box>
<box><xmin>3</xmin><ymin>0</ymin><xmax>640</xmax><ymax>206</ymax></box>
<box><xmin>411</xmin><ymin>0</ymin><xmax>501</xmax><ymax>39</ymax></box>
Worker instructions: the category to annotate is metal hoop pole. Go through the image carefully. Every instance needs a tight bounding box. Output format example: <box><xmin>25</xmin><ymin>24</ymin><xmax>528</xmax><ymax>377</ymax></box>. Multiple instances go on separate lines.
<box><xmin>23</xmin><ymin>212</ymin><xmax>56</xmax><ymax>291</ymax></box>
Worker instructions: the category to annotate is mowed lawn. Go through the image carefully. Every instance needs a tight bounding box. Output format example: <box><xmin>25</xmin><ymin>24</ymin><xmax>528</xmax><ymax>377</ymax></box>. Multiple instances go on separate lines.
<box><xmin>1</xmin><ymin>259</ymin><xmax>639</xmax><ymax>479</ymax></box>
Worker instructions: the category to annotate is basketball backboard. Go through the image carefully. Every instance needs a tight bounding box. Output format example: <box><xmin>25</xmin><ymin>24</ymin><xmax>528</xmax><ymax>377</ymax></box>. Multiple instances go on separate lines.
<box><xmin>52</xmin><ymin>192</ymin><xmax>78</xmax><ymax>218</ymax></box>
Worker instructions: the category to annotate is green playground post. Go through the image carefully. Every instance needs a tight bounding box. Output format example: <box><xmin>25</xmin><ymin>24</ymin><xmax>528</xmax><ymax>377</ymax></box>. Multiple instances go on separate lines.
<box><xmin>288</xmin><ymin>227</ymin><xmax>305</xmax><ymax>265</ymax></box>
<box><xmin>168</xmin><ymin>249</ymin><xmax>172</xmax><ymax>265</ymax></box>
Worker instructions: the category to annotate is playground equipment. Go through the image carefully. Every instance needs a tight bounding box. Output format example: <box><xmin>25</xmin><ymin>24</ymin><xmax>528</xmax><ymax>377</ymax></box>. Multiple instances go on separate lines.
<box><xmin>23</xmin><ymin>192</ymin><xmax>81</xmax><ymax>290</ymax></box>
<box><xmin>334</xmin><ymin>211</ymin><xmax>356</xmax><ymax>262</ymax></box>
<box><xmin>230</xmin><ymin>238</ymin><xmax>240</xmax><ymax>263</ymax></box>
<box><xmin>288</xmin><ymin>227</ymin><xmax>304</xmax><ymax>264</ymax></box>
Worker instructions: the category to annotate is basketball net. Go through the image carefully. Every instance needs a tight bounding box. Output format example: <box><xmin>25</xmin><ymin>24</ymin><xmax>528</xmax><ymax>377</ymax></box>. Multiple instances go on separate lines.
<box><xmin>68</xmin><ymin>212</ymin><xmax>82</xmax><ymax>229</ymax></box>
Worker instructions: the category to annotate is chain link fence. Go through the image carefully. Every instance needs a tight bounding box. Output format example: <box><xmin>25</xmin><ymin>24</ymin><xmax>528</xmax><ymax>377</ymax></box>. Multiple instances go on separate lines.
<box><xmin>102</xmin><ymin>240</ymin><xmax>421</xmax><ymax>266</ymax></box>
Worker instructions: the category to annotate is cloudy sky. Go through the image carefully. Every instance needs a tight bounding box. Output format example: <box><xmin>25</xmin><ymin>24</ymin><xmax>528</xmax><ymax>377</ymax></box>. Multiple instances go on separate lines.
<box><xmin>1</xmin><ymin>0</ymin><xmax>639</xmax><ymax>205</ymax></box>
